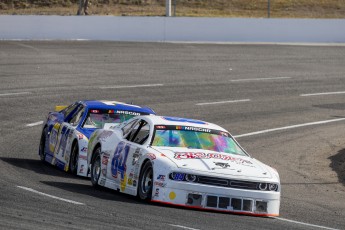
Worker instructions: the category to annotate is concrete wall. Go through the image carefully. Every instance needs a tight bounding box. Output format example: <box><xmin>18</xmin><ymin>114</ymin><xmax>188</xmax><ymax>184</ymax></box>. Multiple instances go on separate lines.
<box><xmin>1</xmin><ymin>15</ymin><xmax>344</xmax><ymax>43</ymax></box>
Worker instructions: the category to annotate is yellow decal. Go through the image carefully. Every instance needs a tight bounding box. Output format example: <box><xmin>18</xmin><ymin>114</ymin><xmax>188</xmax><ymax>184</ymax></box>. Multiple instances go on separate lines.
<box><xmin>169</xmin><ymin>191</ymin><xmax>176</xmax><ymax>200</ymax></box>
<box><xmin>55</xmin><ymin>105</ymin><xmax>67</xmax><ymax>112</ymax></box>
<box><xmin>120</xmin><ymin>174</ymin><xmax>128</xmax><ymax>192</ymax></box>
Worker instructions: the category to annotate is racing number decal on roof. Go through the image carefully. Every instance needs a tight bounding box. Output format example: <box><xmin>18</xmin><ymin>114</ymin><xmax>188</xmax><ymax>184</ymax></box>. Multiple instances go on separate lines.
<box><xmin>111</xmin><ymin>141</ymin><xmax>130</xmax><ymax>191</ymax></box>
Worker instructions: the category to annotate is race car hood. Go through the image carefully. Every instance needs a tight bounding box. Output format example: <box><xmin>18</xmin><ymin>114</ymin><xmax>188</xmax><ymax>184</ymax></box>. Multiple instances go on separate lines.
<box><xmin>152</xmin><ymin>147</ymin><xmax>273</xmax><ymax>179</ymax></box>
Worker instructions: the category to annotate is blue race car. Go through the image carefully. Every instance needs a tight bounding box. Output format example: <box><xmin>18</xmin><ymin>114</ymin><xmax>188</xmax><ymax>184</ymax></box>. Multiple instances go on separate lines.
<box><xmin>38</xmin><ymin>100</ymin><xmax>155</xmax><ymax>177</ymax></box>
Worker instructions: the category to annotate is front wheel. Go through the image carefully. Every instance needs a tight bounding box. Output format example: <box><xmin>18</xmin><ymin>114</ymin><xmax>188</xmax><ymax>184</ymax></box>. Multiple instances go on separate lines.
<box><xmin>90</xmin><ymin>147</ymin><xmax>101</xmax><ymax>187</ymax></box>
<box><xmin>39</xmin><ymin>127</ymin><xmax>47</xmax><ymax>162</ymax></box>
<box><xmin>138</xmin><ymin>161</ymin><xmax>153</xmax><ymax>201</ymax></box>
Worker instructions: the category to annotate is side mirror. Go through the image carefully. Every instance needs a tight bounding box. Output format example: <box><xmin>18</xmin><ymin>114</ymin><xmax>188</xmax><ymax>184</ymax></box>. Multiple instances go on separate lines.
<box><xmin>55</xmin><ymin>105</ymin><xmax>67</xmax><ymax>112</ymax></box>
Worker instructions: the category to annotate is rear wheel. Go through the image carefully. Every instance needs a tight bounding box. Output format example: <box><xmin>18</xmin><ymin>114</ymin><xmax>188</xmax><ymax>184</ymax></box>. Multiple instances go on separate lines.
<box><xmin>39</xmin><ymin>127</ymin><xmax>47</xmax><ymax>162</ymax></box>
<box><xmin>91</xmin><ymin>147</ymin><xmax>101</xmax><ymax>187</ymax></box>
<box><xmin>69</xmin><ymin>143</ymin><xmax>79</xmax><ymax>175</ymax></box>
<box><xmin>138</xmin><ymin>161</ymin><xmax>153</xmax><ymax>201</ymax></box>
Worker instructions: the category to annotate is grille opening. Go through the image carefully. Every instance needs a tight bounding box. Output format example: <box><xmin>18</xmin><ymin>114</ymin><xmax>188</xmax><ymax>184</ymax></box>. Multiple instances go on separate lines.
<box><xmin>198</xmin><ymin>176</ymin><xmax>228</xmax><ymax>186</ymax></box>
<box><xmin>206</xmin><ymin>196</ymin><xmax>218</xmax><ymax>208</ymax></box>
<box><xmin>243</xmin><ymin>199</ymin><xmax>253</xmax><ymax>211</ymax></box>
<box><xmin>256</xmin><ymin>201</ymin><xmax>268</xmax><ymax>213</ymax></box>
<box><xmin>230</xmin><ymin>181</ymin><xmax>257</xmax><ymax>190</ymax></box>
<box><xmin>231</xmin><ymin>198</ymin><xmax>242</xmax><ymax>210</ymax></box>
<box><xmin>218</xmin><ymin>197</ymin><xmax>230</xmax><ymax>209</ymax></box>
<box><xmin>186</xmin><ymin>193</ymin><xmax>202</xmax><ymax>206</ymax></box>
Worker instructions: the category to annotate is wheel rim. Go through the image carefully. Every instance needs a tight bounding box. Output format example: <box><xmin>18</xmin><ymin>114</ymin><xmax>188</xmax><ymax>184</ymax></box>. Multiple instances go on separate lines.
<box><xmin>92</xmin><ymin>156</ymin><xmax>101</xmax><ymax>184</ymax></box>
<box><xmin>141</xmin><ymin>166</ymin><xmax>153</xmax><ymax>194</ymax></box>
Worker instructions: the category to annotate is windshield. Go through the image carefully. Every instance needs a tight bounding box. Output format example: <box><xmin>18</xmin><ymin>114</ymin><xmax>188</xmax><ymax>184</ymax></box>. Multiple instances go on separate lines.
<box><xmin>152</xmin><ymin>125</ymin><xmax>247</xmax><ymax>156</ymax></box>
<box><xmin>83</xmin><ymin>109</ymin><xmax>142</xmax><ymax>129</ymax></box>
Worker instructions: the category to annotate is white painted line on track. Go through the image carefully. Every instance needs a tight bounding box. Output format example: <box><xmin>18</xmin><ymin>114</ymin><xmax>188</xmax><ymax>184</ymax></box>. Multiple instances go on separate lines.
<box><xmin>0</xmin><ymin>92</ymin><xmax>31</xmax><ymax>97</ymax></box>
<box><xmin>274</xmin><ymin>217</ymin><xmax>339</xmax><ymax>230</ymax></box>
<box><xmin>168</xmin><ymin>224</ymin><xmax>200</xmax><ymax>230</ymax></box>
<box><xmin>17</xmin><ymin>186</ymin><xmax>85</xmax><ymax>205</ymax></box>
<box><xmin>234</xmin><ymin>118</ymin><xmax>345</xmax><ymax>138</ymax></box>
<box><xmin>196</xmin><ymin>99</ymin><xmax>250</xmax><ymax>106</ymax></box>
<box><xmin>300</xmin><ymin>91</ymin><xmax>345</xmax><ymax>97</ymax></box>
<box><xmin>26</xmin><ymin>121</ymin><xmax>43</xmax><ymax>127</ymax></box>
<box><xmin>230</xmin><ymin>77</ymin><xmax>291</xmax><ymax>82</ymax></box>
<box><xmin>99</xmin><ymin>83</ymin><xmax>163</xmax><ymax>89</ymax></box>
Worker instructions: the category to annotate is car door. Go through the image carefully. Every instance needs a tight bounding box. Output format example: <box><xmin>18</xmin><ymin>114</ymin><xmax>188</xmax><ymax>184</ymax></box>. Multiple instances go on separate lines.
<box><xmin>108</xmin><ymin>119</ymin><xmax>150</xmax><ymax>194</ymax></box>
<box><xmin>51</xmin><ymin>104</ymin><xmax>85</xmax><ymax>166</ymax></box>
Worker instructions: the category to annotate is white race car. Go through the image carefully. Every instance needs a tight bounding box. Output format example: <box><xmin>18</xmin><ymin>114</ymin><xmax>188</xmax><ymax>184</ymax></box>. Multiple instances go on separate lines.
<box><xmin>87</xmin><ymin>116</ymin><xmax>280</xmax><ymax>216</ymax></box>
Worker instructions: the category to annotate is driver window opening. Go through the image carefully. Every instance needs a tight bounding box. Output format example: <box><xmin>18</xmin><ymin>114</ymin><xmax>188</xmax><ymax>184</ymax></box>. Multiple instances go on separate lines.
<box><xmin>126</xmin><ymin>120</ymin><xmax>150</xmax><ymax>145</ymax></box>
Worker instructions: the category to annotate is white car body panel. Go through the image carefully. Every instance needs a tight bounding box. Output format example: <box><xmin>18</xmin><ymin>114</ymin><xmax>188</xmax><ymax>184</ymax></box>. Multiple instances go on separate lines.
<box><xmin>87</xmin><ymin>116</ymin><xmax>281</xmax><ymax>216</ymax></box>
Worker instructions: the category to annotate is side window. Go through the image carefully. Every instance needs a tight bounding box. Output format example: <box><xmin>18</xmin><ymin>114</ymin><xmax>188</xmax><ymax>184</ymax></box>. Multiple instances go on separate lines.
<box><xmin>126</xmin><ymin>120</ymin><xmax>150</xmax><ymax>145</ymax></box>
<box><xmin>64</xmin><ymin>103</ymin><xmax>78</xmax><ymax>118</ymax></box>
<box><xmin>69</xmin><ymin>107</ymin><xmax>85</xmax><ymax>126</ymax></box>
<box><xmin>133</xmin><ymin>121</ymin><xmax>150</xmax><ymax>144</ymax></box>
<box><xmin>122</xmin><ymin>119</ymin><xmax>139</xmax><ymax>137</ymax></box>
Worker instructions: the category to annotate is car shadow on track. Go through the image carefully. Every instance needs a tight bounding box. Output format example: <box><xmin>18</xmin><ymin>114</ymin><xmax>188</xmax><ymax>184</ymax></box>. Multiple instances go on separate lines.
<box><xmin>0</xmin><ymin>157</ymin><xmax>147</xmax><ymax>205</ymax></box>
<box><xmin>0</xmin><ymin>157</ymin><xmax>84</xmax><ymax>180</ymax></box>
<box><xmin>40</xmin><ymin>180</ymin><xmax>144</xmax><ymax>204</ymax></box>
<box><xmin>329</xmin><ymin>148</ymin><xmax>345</xmax><ymax>187</ymax></box>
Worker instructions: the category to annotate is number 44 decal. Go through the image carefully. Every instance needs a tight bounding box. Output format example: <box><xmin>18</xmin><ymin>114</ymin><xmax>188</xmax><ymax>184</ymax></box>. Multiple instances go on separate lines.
<box><xmin>111</xmin><ymin>141</ymin><xmax>130</xmax><ymax>180</ymax></box>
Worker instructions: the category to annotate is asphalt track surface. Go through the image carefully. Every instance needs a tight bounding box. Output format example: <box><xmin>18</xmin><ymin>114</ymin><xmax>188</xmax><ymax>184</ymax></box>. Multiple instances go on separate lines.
<box><xmin>1</xmin><ymin>41</ymin><xmax>345</xmax><ymax>230</ymax></box>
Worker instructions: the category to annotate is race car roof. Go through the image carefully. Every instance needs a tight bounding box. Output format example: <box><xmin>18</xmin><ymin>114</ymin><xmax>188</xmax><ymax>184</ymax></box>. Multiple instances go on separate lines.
<box><xmin>144</xmin><ymin>116</ymin><xmax>227</xmax><ymax>132</ymax></box>
<box><xmin>82</xmin><ymin>100</ymin><xmax>155</xmax><ymax>114</ymax></box>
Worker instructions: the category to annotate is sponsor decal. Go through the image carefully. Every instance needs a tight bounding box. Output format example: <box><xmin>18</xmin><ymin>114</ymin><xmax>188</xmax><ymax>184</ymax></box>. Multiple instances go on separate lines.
<box><xmin>98</xmin><ymin>131</ymin><xmax>113</xmax><ymax>141</ymax></box>
<box><xmin>120</xmin><ymin>174</ymin><xmax>127</xmax><ymax>192</ymax></box>
<box><xmin>169</xmin><ymin>191</ymin><xmax>176</xmax><ymax>200</ymax></box>
<box><xmin>116</xmin><ymin>110</ymin><xmax>141</xmax><ymax>116</ymax></box>
<box><xmin>102</xmin><ymin>155</ymin><xmax>109</xmax><ymax>165</ymax></box>
<box><xmin>220</xmin><ymin>131</ymin><xmax>229</xmax><ymax>137</ymax></box>
<box><xmin>81</xmin><ymin>147</ymin><xmax>87</xmax><ymax>152</ymax></box>
<box><xmin>133</xmin><ymin>180</ymin><xmax>137</xmax><ymax>187</ymax></box>
<box><xmin>214</xmin><ymin>162</ymin><xmax>230</xmax><ymax>168</ymax></box>
<box><xmin>79</xmin><ymin>155</ymin><xmax>87</xmax><ymax>160</ymax></box>
<box><xmin>100</xmin><ymin>178</ymin><xmax>106</xmax><ymax>186</ymax></box>
<box><xmin>183</xmin><ymin>126</ymin><xmax>211</xmax><ymax>133</ymax></box>
<box><xmin>147</xmin><ymin>153</ymin><xmax>156</xmax><ymax>160</ymax></box>
<box><xmin>157</xmin><ymin>175</ymin><xmax>166</xmax><ymax>181</ymax></box>
<box><xmin>154</xmin><ymin>188</ymin><xmax>160</xmax><ymax>197</ymax></box>
<box><xmin>79</xmin><ymin>164</ymin><xmax>84</xmax><ymax>173</ymax></box>
<box><xmin>154</xmin><ymin>181</ymin><xmax>166</xmax><ymax>187</ymax></box>
<box><xmin>128</xmin><ymin>178</ymin><xmax>133</xmax><ymax>185</ymax></box>
<box><xmin>174</xmin><ymin>152</ymin><xmax>252</xmax><ymax>165</ymax></box>
<box><xmin>132</xmin><ymin>148</ymin><xmax>141</xmax><ymax>165</ymax></box>
<box><xmin>78</xmin><ymin>133</ymin><xmax>84</xmax><ymax>140</ymax></box>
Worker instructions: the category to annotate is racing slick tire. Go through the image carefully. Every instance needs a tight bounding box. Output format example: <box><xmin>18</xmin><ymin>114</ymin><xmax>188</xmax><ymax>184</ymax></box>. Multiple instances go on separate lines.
<box><xmin>69</xmin><ymin>142</ymin><xmax>79</xmax><ymax>175</ymax></box>
<box><xmin>90</xmin><ymin>147</ymin><xmax>101</xmax><ymax>187</ymax></box>
<box><xmin>138</xmin><ymin>161</ymin><xmax>153</xmax><ymax>201</ymax></box>
<box><xmin>39</xmin><ymin>127</ymin><xmax>47</xmax><ymax>162</ymax></box>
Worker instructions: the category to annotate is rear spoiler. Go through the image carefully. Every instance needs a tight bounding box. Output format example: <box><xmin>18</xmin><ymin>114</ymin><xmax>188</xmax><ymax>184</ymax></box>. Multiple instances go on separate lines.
<box><xmin>55</xmin><ymin>105</ymin><xmax>67</xmax><ymax>112</ymax></box>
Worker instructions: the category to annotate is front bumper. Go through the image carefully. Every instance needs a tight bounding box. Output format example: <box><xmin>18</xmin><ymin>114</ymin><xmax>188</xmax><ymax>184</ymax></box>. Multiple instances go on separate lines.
<box><xmin>151</xmin><ymin>181</ymin><xmax>280</xmax><ymax>216</ymax></box>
